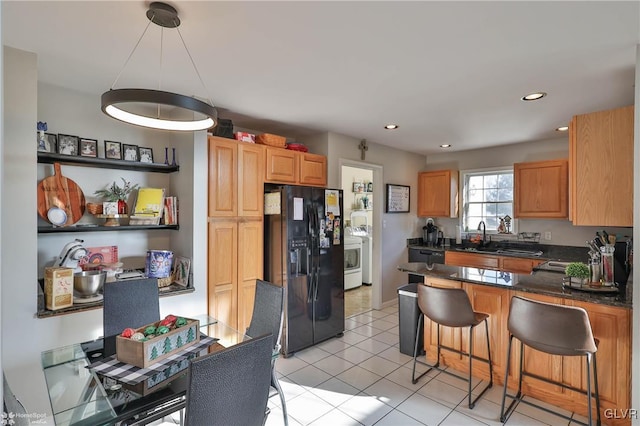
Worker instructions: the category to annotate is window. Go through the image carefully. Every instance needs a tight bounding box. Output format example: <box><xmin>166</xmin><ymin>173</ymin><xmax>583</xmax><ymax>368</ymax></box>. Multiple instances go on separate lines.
<box><xmin>462</xmin><ymin>168</ymin><xmax>513</xmax><ymax>232</ymax></box>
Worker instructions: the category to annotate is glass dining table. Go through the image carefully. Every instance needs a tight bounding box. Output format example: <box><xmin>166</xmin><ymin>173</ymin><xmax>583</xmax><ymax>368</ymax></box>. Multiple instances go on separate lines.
<box><xmin>41</xmin><ymin>316</ymin><xmax>248</xmax><ymax>426</ymax></box>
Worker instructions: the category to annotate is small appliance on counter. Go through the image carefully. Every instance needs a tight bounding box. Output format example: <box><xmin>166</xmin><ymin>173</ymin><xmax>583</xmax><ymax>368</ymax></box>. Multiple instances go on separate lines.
<box><xmin>422</xmin><ymin>218</ymin><xmax>441</xmax><ymax>247</ymax></box>
<box><xmin>53</xmin><ymin>239</ymin><xmax>88</xmax><ymax>272</ymax></box>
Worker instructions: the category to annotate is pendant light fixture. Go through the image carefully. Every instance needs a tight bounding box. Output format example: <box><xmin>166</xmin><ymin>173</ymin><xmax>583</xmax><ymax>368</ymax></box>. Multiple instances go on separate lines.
<box><xmin>101</xmin><ymin>2</ymin><xmax>217</xmax><ymax>132</ymax></box>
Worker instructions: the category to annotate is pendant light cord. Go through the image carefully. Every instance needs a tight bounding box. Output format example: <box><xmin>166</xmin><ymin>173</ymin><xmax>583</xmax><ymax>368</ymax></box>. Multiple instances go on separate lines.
<box><xmin>110</xmin><ymin>14</ymin><xmax>155</xmax><ymax>90</ymax></box>
<box><xmin>175</xmin><ymin>25</ymin><xmax>214</xmax><ymax>107</ymax></box>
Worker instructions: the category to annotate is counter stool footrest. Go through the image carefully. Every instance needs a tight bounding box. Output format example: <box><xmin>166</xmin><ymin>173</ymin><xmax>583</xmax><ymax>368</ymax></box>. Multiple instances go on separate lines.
<box><xmin>501</xmin><ymin>394</ymin><xmax>582</xmax><ymax>426</ymax></box>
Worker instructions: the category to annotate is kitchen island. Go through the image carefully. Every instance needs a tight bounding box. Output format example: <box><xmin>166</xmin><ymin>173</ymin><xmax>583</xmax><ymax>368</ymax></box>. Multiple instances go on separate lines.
<box><xmin>398</xmin><ymin>262</ymin><xmax>632</xmax><ymax>426</ymax></box>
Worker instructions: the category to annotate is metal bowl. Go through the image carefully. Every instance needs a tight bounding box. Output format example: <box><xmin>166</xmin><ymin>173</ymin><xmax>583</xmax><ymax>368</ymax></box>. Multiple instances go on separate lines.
<box><xmin>74</xmin><ymin>271</ymin><xmax>106</xmax><ymax>297</ymax></box>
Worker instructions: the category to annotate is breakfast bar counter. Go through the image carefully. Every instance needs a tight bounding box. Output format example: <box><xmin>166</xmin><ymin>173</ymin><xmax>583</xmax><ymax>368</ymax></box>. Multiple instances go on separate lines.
<box><xmin>397</xmin><ymin>262</ymin><xmax>633</xmax><ymax>309</ymax></box>
<box><xmin>398</xmin><ymin>262</ymin><xmax>632</xmax><ymax>425</ymax></box>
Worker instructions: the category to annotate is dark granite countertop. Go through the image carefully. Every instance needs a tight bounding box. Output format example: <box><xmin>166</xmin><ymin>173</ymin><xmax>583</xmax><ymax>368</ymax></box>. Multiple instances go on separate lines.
<box><xmin>398</xmin><ymin>262</ymin><xmax>632</xmax><ymax>309</ymax></box>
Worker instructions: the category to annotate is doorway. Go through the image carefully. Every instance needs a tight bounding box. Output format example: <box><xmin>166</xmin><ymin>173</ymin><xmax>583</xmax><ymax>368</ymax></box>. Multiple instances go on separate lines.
<box><xmin>340</xmin><ymin>161</ymin><xmax>383</xmax><ymax>317</ymax></box>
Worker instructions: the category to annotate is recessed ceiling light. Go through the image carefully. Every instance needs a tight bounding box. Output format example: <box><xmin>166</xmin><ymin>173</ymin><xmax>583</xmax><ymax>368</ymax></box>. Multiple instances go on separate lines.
<box><xmin>440</xmin><ymin>144</ymin><xmax>451</xmax><ymax>148</ymax></box>
<box><xmin>521</xmin><ymin>92</ymin><xmax>547</xmax><ymax>101</ymax></box>
<box><xmin>556</xmin><ymin>126</ymin><xmax>569</xmax><ymax>132</ymax></box>
<box><xmin>384</xmin><ymin>124</ymin><xmax>399</xmax><ymax>130</ymax></box>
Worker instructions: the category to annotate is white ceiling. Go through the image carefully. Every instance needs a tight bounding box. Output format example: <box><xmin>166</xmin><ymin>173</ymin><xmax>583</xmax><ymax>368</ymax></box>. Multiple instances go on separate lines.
<box><xmin>3</xmin><ymin>1</ymin><xmax>639</xmax><ymax>155</ymax></box>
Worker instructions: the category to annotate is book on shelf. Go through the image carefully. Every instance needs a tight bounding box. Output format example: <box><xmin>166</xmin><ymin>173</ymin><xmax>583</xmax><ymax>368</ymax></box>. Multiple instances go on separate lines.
<box><xmin>133</xmin><ymin>188</ymin><xmax>165</xmax><ymax>218</ymax></box>
<box><xmin>163</xmin><ymin>196</ymin><xmax>178</xmax><ymax>225</ymax></box>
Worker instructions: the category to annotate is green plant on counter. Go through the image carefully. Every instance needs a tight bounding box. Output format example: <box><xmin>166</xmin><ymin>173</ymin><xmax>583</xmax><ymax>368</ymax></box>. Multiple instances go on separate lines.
<box><xmin>94</xmin><ymin>178</ymin><xmax>139</xmax><ymax>201</ymax></box>
<box><xmin>565</xmin><ymin>262</ymin><xmax>590</xmax><ymax>279</ymax></box>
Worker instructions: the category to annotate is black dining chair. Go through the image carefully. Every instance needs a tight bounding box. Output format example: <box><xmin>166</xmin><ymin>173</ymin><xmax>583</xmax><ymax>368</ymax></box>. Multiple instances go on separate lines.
<box><xmin>245</xmin><ymin>279</ymin><xmax>288</xmax><ymax>426</ymax></box>
<box><xmin>102</xmin><ymin>277</ymin><xmax>160</xmax><ymax>337</ymax></box>
<box><xmin>184</xmin><ymin>333</ymin><xmax>273</xmax><ymax>426</ymax></box>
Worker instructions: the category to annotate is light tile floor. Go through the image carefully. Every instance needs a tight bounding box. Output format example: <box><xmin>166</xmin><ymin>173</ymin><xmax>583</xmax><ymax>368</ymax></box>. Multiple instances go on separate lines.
<box><xmin>161</xmin><ymin>301</ymin><xmax>590</xmax><ymax>426</ymax></box>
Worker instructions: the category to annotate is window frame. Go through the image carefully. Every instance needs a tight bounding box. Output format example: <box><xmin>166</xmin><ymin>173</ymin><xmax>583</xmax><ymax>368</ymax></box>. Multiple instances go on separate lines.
<box><xmin>459</xmin><ymin>166</ymin><xmax>516</xmax><ymax>234</ymax></box>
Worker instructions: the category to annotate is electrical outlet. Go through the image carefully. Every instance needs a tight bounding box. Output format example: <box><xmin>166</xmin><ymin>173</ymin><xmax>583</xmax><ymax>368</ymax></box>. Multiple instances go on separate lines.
<box><xmin>383</xmin><ymin>220</ymin><xmax>387</xmax><ymax>229</ymax></box>
<box><xmin>544</xmin><ymin>231</ymin><xmax>552</xmax><ymax>240</ymax></box>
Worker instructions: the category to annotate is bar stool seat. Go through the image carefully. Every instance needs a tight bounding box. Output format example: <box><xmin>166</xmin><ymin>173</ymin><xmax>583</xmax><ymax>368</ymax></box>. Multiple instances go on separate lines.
<box><xmin>500</xmin><ymin>296</ymin><xmax>601</xmax><ymax>425</ymax></box>
<box><xmin>411</xmin><ymin>284</ymin><xmax>493</xmax><ymax>409</ymax></box>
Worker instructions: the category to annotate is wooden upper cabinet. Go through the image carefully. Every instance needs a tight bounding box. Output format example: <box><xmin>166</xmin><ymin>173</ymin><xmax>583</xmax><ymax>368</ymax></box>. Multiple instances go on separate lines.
<box><xmin>208</xmin><ymin>136</ymin><xmax>264</xmax><ymax>217</ymax></box>
<box><xmin>265</xmin><ymin>147</ymin><xmax>327</xmax><ymax>187</ymax></box>
<box><xmin>265</xmin><ymin>147</ymin><xmax>298</xmax><ymax>184</ymax></box>
<box><xmin>569</xmin><ymin>105</ymin><xmax>633</xmax><ymax>226</ymax></box>
<box><xmin>514</xmin><ymin>159</ymin><xmax>568</xmax><ymax>218</ymax></box>
<box><xmin>208</xmin><ymin>137</ymin><xmax>238</xmax><ymax>217</ymax></box>
<box><xmin>418</xmin><ymin>170</ymin><xmax>458</xmax><ymax>217</ymax></box>
<box><xmin>238</xmin><ymin>143</ymin><xmax>264</xmax><ymax>217</ymax></box>
<box><xmin>299</xmin><ymin>153</ymin><xmax>327</xmax><ymax>187</ymax></box>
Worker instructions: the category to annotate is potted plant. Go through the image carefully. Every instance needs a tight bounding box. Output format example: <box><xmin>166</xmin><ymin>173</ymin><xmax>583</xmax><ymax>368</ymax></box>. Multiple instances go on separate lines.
<box><xmin>565</xmin><ymin>262</ymin><xmax>590</xmax><ymax>286</ymax></box>
<box><xmin>94</xmin><ymin>178</ymin><xmax>139</xmax><ymax>214</ymax></box>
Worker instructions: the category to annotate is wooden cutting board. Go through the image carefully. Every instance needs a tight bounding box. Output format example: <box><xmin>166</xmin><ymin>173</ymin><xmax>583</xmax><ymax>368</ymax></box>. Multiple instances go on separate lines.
<box><xmin>37</xmin><ymin>162</ymin><xmax>86</xmax><ymax>226</ymax></box>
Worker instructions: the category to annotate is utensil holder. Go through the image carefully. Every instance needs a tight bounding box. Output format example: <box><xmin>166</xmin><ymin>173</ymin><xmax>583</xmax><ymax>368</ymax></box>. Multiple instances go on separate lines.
<box><xmin>600</xmin><ymin>245</ymin><xmax>615</xmax><ymax>286</ymax></box>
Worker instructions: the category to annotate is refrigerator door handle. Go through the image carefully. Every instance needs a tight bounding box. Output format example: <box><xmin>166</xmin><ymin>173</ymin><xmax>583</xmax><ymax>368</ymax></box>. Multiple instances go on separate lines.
<box><xmin>306</xmin><ymin>246</ymin><xmax>313</xmax><ymax>304</ymax></box>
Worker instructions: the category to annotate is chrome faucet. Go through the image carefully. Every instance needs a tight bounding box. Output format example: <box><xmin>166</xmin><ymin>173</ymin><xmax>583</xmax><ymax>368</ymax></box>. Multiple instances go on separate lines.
<box><xmin>477</xmin><ymin>221</ymin><xmax>486</xmax><ymax>247</ymax></box>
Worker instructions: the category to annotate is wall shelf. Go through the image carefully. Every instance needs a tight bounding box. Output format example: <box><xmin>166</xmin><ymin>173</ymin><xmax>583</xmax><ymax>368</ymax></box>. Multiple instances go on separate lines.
<box><xmin>38</xmin><ymin>224</ymin><xmax>179</xmax><ymax>234</ymax></box>
<box><xmin>37</xmin><ymin>152</ymin><xmax>179</xmax><ymax>173</ymax></box>
<box><xmin>36</xmin><ymin>283</ymin><xmax>194</xmax><ymax>318</ymax></box>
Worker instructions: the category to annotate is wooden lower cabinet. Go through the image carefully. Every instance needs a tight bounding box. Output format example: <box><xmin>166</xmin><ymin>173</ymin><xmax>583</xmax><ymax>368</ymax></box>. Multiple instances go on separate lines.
<box><xmin>501</xmin><ymin>257</ymin><xmax>544</xmax><ymax>274</ymax></box>
<box><xmin>417</xmin><ymin>280</ymin><xmax>631</xmax><ymax>425</ymax></box>
<box><xmin>563</xmin><ymin>300</ymin><xmax>631</xmax><ymax>424</ymax></box>
<box><xmin>208</xmin><ymin>218</ymin><xmax>263</xmax><ymax>331</ymax></box>
<box><xmin>464</xmin><ymin>284</ymin><xmax>509</xmax><ymax>383</ymax></box>
<box><xmin>445</xmin><ymin>251</ymin><xmax>499</xmax><ymax>270</ymax></box>
<box><xmin>208</xmin><ymin>220</ymin><xmax>238</xmax><ymax>328</ymax></box>
<box><xmin>237</xmin><ymin>219</ymin><xmax>264</xmax><ymax>332</ymax></box>
<box><xmin>445</xmin><ymin>251</ymin><xmax>543</xmax><ymax>273</ymax></box>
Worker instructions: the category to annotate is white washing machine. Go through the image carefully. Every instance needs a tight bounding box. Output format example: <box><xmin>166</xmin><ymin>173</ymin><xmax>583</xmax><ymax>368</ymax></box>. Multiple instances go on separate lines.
<box><xmin>344</xmin><ymin>236</ymin><xmax>362</xmax><ymax>290</ymax></box>
<box><xmin>349</xmin><ymin>211</ymin><xmax>372</xmax><ymax>285</ymax></box>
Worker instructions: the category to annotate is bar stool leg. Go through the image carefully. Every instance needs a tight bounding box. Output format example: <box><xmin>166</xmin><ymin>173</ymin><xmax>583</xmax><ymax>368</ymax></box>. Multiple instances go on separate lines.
<box><xmin>500</xmin><ymin>335</ymin><xmax>524</xmax><ymax>423</ymax></box>
<box><xmin>485</xmin><ymin>319</ymin><xmax>493</xmax><ymax>387</ymax></box>
<box><xmin>412</xmin><ymin>314</ymin><xmax>440</xmax><ymax>384</ymax></box>
<box><xmin>468</xmin><ymin>325</ymin><xmax>474</xmax><ymax>408</ymax></box>
<box><xmin>586</xmin><ymin>353</ymin><xmax>593</xmax><ymax>426</ymax></box>
<box><xmin>593</xmin><ymin>353</ymin><xmax>601</xmax><ymax>426</ymax></box>
<box><xmin>467</xmin><ymin>321</ymin><xmax>493</xmax><ymax>409</ymax></box>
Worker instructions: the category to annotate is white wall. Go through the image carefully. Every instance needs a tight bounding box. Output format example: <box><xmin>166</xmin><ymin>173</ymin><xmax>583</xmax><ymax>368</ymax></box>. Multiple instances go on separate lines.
<box><xmin>1</xmin><ymin>47</ymin><xmax>208</xmax><ymax>419</ymax></box>
<box><xmin>325</xmin><ymin>132</ymin><xmax>426</xmax><ymax>304</ymax></box>
<box><xmin>425</xmin><ymin>137</ymin><xmax>631</xmax><ymax>246</ymax></box>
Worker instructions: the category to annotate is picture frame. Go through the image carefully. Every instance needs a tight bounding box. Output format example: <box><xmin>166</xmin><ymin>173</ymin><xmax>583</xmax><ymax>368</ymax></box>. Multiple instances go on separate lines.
<box><xmin>123</xmin><ymin>144</ymin><xmax>139</xmax><ymax>162</ymax></box>
<box><xmin>352</xmin><ymin>182</ymin><xmax>364</xmax><ymax>193</ymax></box>
<box><xmin>138</xmin><ymin>147</ymin><xmax>154</xmax><ymax>164</ymax></box>
<box><xmin>37</xmin><ymin>132</ymin><xmax>57</xmax><ymax>153</ymax></box>
<box><xmin>173</xmin><ymin>256</ymin><xmax>191</xmax><ymax>287</ymax></box>
<box><xmin>386</xmin><ymin>183</ymin><xmax>410</xmax><ymax>213</ymax></box>
<box><xmin>104</xmin><ymin>140</ymin><xmax>122</xmax><ymax>160</ymax></box>
<box><xmin>57</xmin><ymin>134</ymin><xmax>79</xmax><ymax>156</ymax></box>
<box><xmin>79</xmin><ymin>138</ymin><xmax>98</xmax><ymax>158</ymax></box>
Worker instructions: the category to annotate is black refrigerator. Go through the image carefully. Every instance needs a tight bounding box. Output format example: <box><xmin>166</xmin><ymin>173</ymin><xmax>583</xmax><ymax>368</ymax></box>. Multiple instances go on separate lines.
<box><xmin>264</xmin><ymin>184</ymin><xmax>344</xmax><ymax>357</ymax></box>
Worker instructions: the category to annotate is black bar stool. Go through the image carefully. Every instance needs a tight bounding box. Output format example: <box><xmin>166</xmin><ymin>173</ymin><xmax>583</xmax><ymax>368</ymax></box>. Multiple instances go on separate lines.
<box><xmin>500</xmin><ymin>296</ymin><xmax>601</xmax><ymax>425</ymax></box>
<box><xmin>411</xmin><ymin>284</ymin><xmax>493</xmax><ymax>409</ymax></box>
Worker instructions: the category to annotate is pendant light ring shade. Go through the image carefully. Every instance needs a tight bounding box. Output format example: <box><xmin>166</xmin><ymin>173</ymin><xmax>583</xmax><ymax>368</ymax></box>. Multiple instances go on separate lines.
<box><xmin>101</xmin><ymin>2</ymin><xmax>218</xmax><ymax>132</ymax></box>
<box><xmin>102</xmin><ymin>89</ymin><xmax>217</xmax><ymax>131</ymax></box>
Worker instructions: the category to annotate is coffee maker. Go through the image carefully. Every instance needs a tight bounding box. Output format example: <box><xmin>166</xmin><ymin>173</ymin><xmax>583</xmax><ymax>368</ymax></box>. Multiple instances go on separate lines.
<box><xmin>422</xmin><ymin>218</ymin><xmax>439</xmax><ymax>247</ymax></box>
